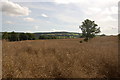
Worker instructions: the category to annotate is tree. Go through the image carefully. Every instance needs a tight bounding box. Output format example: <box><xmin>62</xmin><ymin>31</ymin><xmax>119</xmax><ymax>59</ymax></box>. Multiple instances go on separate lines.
<box><xmin>2</xmin><ymin>32</ymin><xmax>9</xmax><ymax>40</ymax></box>
<box><xmin>8</xmin><ymin>31</ymin><xmax>19</xmax><ymax>41</ymax></box>
<box><xmin>79</xmin><ymin>19</ymin><xmax>100</xmax><ymax>41</ymax></box>
<box><xmin>118</xmin><ymin>34</ymin><xmax>120</xmax><ymax>40</ymax></box>
<box><xmin>39</xmin><ymin>35</ymin><xmax>57</xmax><ymax>39</ymax></box>
<box><xmin>19</xmin><ymin>33</ymin><xmax>28</xmax><ymax>41</ymax></box>
<box><xmin>100</xmin><ymin>34</ymin><xmax>106</xmax><ymax>37</ymax></box>
<box><xmin>26</xmin><ymin>33</ymin><xmax>35</xmax><ymax>40</ymax></box>
<box><xmin>39</xmin><ymin>35</ymin><xmax>46</xmax><ymax>39</ymax></box>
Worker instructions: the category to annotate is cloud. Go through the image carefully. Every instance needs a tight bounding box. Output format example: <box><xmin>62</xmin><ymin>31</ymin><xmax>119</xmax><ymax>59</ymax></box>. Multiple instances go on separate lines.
<box><xmin>41</xmin><ymin>13</ymin><xmax>48</xmax><ymax>17</ymax></box>
<box><xmin>101</xmin><ymin>6</ymin><xmax>118</xmax><ymax>15</ymax></box>
<box><xmin>34</xmin><ymin>26</ymin><xmax>39</xmax><ymax>29</ymax></box>
<box><xmin>54</xmin><ymin>0</ymin><xmax>84</xmax><ymax>4</ymax></box>
<box><xmin>5</xmin><ymin>21</ymin><xmax>14</xmax><ymax>24</ymax></box>
<box><xmin>24</xmin><ymin>17</ymin><xmax>35</xmax><ymax>22</ymax></box>
<box><xmin>51</xmin><ymin>29</ymin><xmax>68</xmax><ymax>32</ymax></box>
<box><xmin>10</xmin><ymin>0</ymin><xmax>53</xmax><ymax>2</ymax></box>
<box><xmin>54</xmin><ymin>0</ymin><xmax>119</xmax><ymax>5</ymax></box>
<box><xmin>2</xmin><ymin>0</ymin><xmax>118</xmax><ymax>35</ymax></box>
<box><xmin>0</xmin><ymin>0</ymin><xmax>31</xmax><ymax>16</ymax></box>
<box><xmin>55</xmin><ymin>14</ymin><xmax>80</xmax><ymax>24</ymax></box>
<box><xmin>99</xmin><ymin>16</ymin><xmax>117</xmax><ymax>22</ymax></box>
<box><xmin>25</xmin><ymin>30</ymin><xmax>33</xmax><ymax>33</ymax></box>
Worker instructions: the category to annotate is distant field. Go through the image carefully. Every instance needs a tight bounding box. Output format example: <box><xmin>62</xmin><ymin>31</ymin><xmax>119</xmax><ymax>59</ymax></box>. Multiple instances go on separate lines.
<box><xmin>2</xmin><ymin>36</ymin><xmax>119</xmax><ymax>78</ymax></box>
<box><xmin>34</xmin><ymin>32</ymin><xmax>81</xmax><ymax>39</ymax></box>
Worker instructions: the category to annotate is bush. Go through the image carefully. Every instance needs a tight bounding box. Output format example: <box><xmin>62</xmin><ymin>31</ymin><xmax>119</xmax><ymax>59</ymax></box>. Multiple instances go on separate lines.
<box><xmin>80</xmin><ymin>40</ymin><xmax>83</xmax><ymax>43</ymax></box>
<box><xmin>100</xmin><ymin>34</ymin><xmax>106</xmax><ymax>37</ymax></box>
<box><xmin>118</xmin><ymin>34</ymin><xmax>120</xmax><ymax>40</ymax></box>
<box><xmin>2</xmin><ymin>32</ymin><xmax>9</xmax><ymax>40</ymax></box>
<box><xmin>19</xmin><ymin>33</ymin><xmax>28</xmax><ymax>41</ymax></box>
<box><xmin>39</xmin><ymin>35</ymin><xmax>57</xmax><ymax>39</ymax></box>
<box><xmin>84</xmin><ymin>38</ymin><xmax>88</xmax><ymax>42</ymax></box>
<box><xmin>2</xmin><ymin>32</ymin><xmax>36</xmax><ymax>41</ymax></box>
<box><xmin>26</xmin><ymin>33</ymin><xmax>35</xmax><ymax>40</ymax></box>
<box><xmin>8</xmin><ymin>32</ymin><xmax>19</xmax><ymax>41</ymax></box>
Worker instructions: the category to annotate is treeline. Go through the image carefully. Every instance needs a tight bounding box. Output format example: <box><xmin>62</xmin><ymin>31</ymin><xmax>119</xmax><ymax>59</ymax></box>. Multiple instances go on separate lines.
<box><xmin>38</xmin><ymin>35</ymin><xmax>74</xmax><ymax>39</ymax></box>
<box><xmin>39</xmin><ymin>35</ymin><xmax>57</xmax><ymax>39</ymax></box>
<box><xmin>118</xmin><ymin>34</ymin><xmax>120</xmax><ymax>40</ymax></box>
<box><xmin>2</xmin><ymin>32</ymin><xmax>58</xmax><ymax>41</ymax></box>
<box><xmin>2</xmin><ymin>32</ymin><xmax>35</xmax><ymax>41</ymax></box>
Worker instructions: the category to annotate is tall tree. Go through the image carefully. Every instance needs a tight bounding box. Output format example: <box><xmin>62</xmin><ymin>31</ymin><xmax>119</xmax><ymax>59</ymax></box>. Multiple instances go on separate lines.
<box><xmin>79</xmin><ymin>19</ymin><xmax>100</xmax><ymax>41</ymax></box>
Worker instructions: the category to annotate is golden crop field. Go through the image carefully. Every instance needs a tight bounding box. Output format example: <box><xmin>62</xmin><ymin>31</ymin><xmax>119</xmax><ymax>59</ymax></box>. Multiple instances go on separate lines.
<box><xmin>2</xmin><ymin>36</ymin><xmax>119</xmax><ymax>78</ymax></box>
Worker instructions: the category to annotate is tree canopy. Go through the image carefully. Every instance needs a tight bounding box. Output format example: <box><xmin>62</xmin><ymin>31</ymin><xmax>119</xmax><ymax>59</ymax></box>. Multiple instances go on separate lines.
<box><xmin>2</xmin><ymin>32</ymin><xmax>35</xmax><ymax>41</ymax></box>
<box><xmin>79</xmin><ymin>19</ymin><xmax>101</xmax><ymax>41</ymax></box>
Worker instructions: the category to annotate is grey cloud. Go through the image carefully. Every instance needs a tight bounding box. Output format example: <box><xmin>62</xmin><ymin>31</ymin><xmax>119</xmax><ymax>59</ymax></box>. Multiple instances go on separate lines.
<box><xmin>0</xmin><ymin>1</ymin><xmax>31</xmax><ymax>16</ymax></box>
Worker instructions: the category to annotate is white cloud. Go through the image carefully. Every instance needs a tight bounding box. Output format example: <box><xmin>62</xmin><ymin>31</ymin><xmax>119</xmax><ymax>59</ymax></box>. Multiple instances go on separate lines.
<box><xmin>99</xmin><ymin>16</ymin><xmax>117</xmax><ymax>22</ymax></box>
<box><xmin>51</xmin><ymin>28</ymin><xmax>80</xmax><ymax>32</ymax></box>
<box><xmin>54</xmin><ymin>0</ymin><xmax>85</xmax><ymax>4</ymax></box>
<box><xmin>101</xmin><ymin>6</ymin><xmax>118</xmax><ymax>15</ymax></box>
<box><xmin>34</xmin><ymin>26</ymin><xmax>39</xmax><ymax>29</ymax></box>
<box><xmin>41</xmin><ymin>13</ymin><xmax>48</xmax><ymax>17</ymax></box>
<box><xmin>0</xmin><ymin>0</ymin><xmax>31</xmax><ymax>16</ymax></box>
<box><xmin>51</xmin><ymin>29</ymin><xmax>68</xmax><ymax>32</ymax></box>
<box><xmin>24</xmin><ymin>17</ymin><xmax>35</xmax><ymax>22</ymax></box>
<box><xmin>1</xmin><ymin>0</ymin><xmax>119</xmax><ymax>35</ymax></box>
<box><xmin>54</xmin><ymin>0</ymin><xmax>119</xmax><ymax>5</ymax></box>
<box><xmin>85</xmin><ymin>7</ymin><xmax>117</xmax><ymax>22</ymax></box>
<box><xmin>25</xmin><ymin>30</ymin><xmax>33</xmax><ymax>33</ymax></box>
<box><xmin>5</xmin><ymin>21</ymin><xmax>14</xmax><ymax>24</ymax></box>
<box><xmin>55</xmin><ymin>14</ymin><xmax>80</xmax><ymax>24</ymax></box>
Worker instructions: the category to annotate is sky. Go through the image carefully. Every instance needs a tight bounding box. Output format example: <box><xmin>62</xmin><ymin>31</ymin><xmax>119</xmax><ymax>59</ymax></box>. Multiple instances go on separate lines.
<box><xmin>0</xmin><ymin>0</ymin><xmax>119</xmax><ymax>35</ymax></box>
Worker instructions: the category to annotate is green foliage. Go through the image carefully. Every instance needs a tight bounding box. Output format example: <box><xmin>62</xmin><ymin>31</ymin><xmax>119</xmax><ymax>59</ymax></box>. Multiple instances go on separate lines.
<box><xmin>2</xmin><ymin>31</ymin><xmax>81</xmax><ymax>41</ymax></box>
<box><xmin>84</xmin><ymin>38</ymin><xmax>88</xmax><ymax>42</ymax></box>
<box><xmin>0</xmin><ymin>33</ymin><xmax>2</xmax><ymax>40</ymax></box>
<box><xmin>118</xmin><ymin>34</ymin><xmax>120</xmax><ymax>40</ymax></box>
<box><xmin>39</xmin><ymin>35</ymin><xmax>47</xmax><ymax>39</ymax></box>
<box><xmin>35</xmin><ymin>32</ymin><xmax>81</xmax><ymax>39</ymax></box>
<box><xmin>100</xmin><ymin>34</ymin><xmax>106</xmax><ymax>37</ymax></box>
<box><xmin>79</xmin><ymin>19</ymin><xmax>101</xmax><ymax>41</ymax></box>
<box><xmin>19</xmin><ymin>33</ymin><xmax>28</xmax><ymax>41</ymax></box>
<box><xmin>8</xmin><ymin>31</ymin><xmax>19</xmax><ymax>41</ymax></box>
<box><xmin>79</xmin><ymin>40</ymin><xmax>83</xmax><ymax>43</ymax></box>
<box><xmin>26</xmin><ymin>33</ymin><xmax>35</xmax><ymax>40</ymax></box>
<box><xmin>19</xmin><ymin>33</ymin><xmax>35</xmax><ymax>41</ymax></box>
<box><xmin>2</xmin><ymin>32</ymin><xmax>9</xmax><ymax>40</ymax></box>
<box><xmin>39</xmin><ymin>35</ymin><xmax>57</xmax><ymax>39</ymax></box>
<box><xmin>2</xmin><ymin>32</ymin><xmax>36</xmax><ymax>41</ymax></box>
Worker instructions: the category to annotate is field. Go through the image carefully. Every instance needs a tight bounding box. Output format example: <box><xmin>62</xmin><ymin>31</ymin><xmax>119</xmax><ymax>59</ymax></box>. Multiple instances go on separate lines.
<box><xmin>2</xmin><ymin>36</ymin><xmax>119</xmax><ymax>78</ymax></box>
<box><xmin>34</xmin><ymin>32</ymin><xmax>81</xmax><ymax>39</ymax></box>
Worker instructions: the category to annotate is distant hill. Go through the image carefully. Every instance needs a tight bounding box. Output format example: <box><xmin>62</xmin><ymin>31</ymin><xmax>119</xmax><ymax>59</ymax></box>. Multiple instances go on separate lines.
<box><xmin>34</xmin><ymin>32</ymin><xmax>81</xmax><ymax>39</ymax></box>
<box><xmin>1</xmin><ymin>31</ymin><xmax>82</xmax><ymax>40</ymax></box>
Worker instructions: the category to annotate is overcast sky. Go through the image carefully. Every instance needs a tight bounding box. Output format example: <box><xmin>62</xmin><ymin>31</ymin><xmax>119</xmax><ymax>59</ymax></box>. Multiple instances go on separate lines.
<box><xmin>0</xmin><ymin>0</ymin><xmax>119</xmax><ymax>35</ymax></box>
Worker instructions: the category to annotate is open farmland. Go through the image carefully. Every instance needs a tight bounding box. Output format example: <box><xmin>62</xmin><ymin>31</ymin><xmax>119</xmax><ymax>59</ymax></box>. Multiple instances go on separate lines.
<box><xmin>2</xmin><ymin>36</ymin><xmax>119</xmax><ymax>78</ymax></box>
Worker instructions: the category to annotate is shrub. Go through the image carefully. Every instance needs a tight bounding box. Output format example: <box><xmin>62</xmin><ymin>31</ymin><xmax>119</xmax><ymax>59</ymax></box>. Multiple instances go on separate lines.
<box><xmin>39</xmin><ymin>35</ymin><xmax>57</xmax><ymax>39</ymax></box>
<box><xmin>118</xmin><ymin>34</ymin><xmax>120</xmax><ymax>40</ymax></box>
<box><xmin>84</xmin><ymin>38</ymin><xmax>88</xmax><ymax>42</ymax></box>
<box><xmin>19</xmin><ymin>33</ymin><xmax>28</xmax><ymax>41</ymax></box>
<box><xmin>8</xmin><ymin>31</ymin><xmax>19</xmax><ymax>41</ymax></box>
<box><xmin>26</xmin><ymin>33</ymin><xmax>35</xmax><ymax>40</ymax></box>
<box><xmin>80</xmin><ymin>40</ymin><xmax>83</xmax><ymax>43</ymax></box>
<box><xmin>2</xmin><ymin>32</ymin><xmax>9</xmax><ymax>40</ymax></box>
<box><xmin>100</xmin><ymin>34</ymin><xmax>106</xmax><ymax>37</ymax></box>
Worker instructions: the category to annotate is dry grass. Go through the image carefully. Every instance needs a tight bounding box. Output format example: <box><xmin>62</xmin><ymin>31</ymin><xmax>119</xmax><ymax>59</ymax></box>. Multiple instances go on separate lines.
<box><xmin>2</xmin><ymin>36</ymin><xmax>119</xmax><ymax>78</ymax></box>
